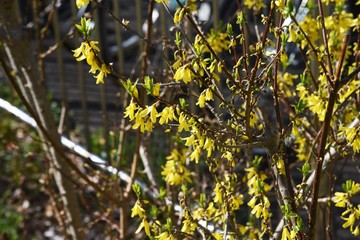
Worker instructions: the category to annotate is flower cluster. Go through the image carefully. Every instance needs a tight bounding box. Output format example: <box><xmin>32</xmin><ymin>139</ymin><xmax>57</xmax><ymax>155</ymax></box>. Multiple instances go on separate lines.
<box><xmin>333</xmin><ymin>180</ymin><xmax>360</xmax><ymax>236</ymax></box>
<box><xmin>70</xmin><ymin>0</ymin><xmax>360</xmax><ymax>238</ymax></box>
<box><xmin>246</xmin><ymin>167</ymin><xmax>272</xmax><ymax>221</ymax></box>
<box><xmin>131</xmin><ymin>200</ymin><xmax>151</xmax><ymax>236</ymax></box>
<box><xmin>338</xmin><ymin>125</ymin><xmax>360</xmax><ymax>152</ymax></box>
<box><xmin>161</xmin><ymin>149</ymin><xmax>192</xmax><ymax>185</ymax></box>
<box><xmin>72</xmin><ymin>17</ymin><xmax>110</xmax><ymax>84</ymax></box>
<box><xmin>124</xmin><ymin>100</ymin><xmax>158</xmax><ymax>132</ymax></box>
<box><xmin>72</xmin><ymin>41</ymin><xmax>110</xmax><ymax>84</ymax></box>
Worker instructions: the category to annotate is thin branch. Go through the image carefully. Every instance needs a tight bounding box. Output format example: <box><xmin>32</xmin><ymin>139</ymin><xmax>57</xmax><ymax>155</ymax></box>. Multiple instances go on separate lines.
<box><xmin>308</xmin><ymin>35</ymin><xmax>349</xmax><ymax>240</ymax></box>
<box><xmin>290</xmin><ymin>15</ymin><xmax>332</xmax><ymax>85</ymax></box>
<box><xmin>317</xmin><ymin>0</ymin><xmax>334</xmax><ymax>81</ymax></box>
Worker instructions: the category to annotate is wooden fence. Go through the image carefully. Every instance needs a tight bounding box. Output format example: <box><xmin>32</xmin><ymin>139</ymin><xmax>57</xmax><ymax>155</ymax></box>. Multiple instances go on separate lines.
<box><xmin>10</xmin><ymin>0</ymin><xmax>221</xmax><ymax>159</ymax></box>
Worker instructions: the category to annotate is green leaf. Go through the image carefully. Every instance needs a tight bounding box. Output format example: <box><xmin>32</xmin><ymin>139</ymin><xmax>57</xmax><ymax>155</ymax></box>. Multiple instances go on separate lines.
<box><xmin>226</xmin><ymin>23</ymin><xmax>233</xmax><ymax>35</ymax></box>
<box><xmin>342</xmin><ymin>180</ymin><xmax>354</xmax><ymax>193</ymax></box>
<box><xmin>75</xmin><ymin>24</ymin><xmax>84</xmax><ymax>34</ymax></box>
<box><xmin>199</xmin><ymin>193</ymin><xmax>206</xmax><ymax>207</ymax></box>
<box><xmin>132</xmin><ymin>182</ymin><xmax>141</xmax><ymax>197</ymax></box>
<box><xmin>122</xmin><ymin>79</ymin><xmax>139</xmax><ymax>98</ymax></box>
<box><xmin>165</xmin><ymin>218</ymin><xmax>172</xmax><ymax>231</ymax></box>
<box><xmin>181</xmin><ymin>184</ymin><xmax>188</xmax><ymax>194</ymax></box>
<box><xmin>281</xmin><ymin>32</ymin><xmax>289</xmax><ymax>46</ymax></box>
<box><xmin>281</xmin><ymin>204</ymin><xmax>295</xmax><ymax>220</ymax></box>
<box><xmin>179</xmin><ymin>98</ymin><xmax>188</xmax><ymax>109</ymax></box>
<box><xmin>75</xmin><ymin>17</ymin><xmax>94</xmax><ymax>38</ymax></box>
<box><xmin>175</xmin><ymin>31</ymin><xmax>182</xmax><ymax>47</ymax></box>
<box><xmin>283</xmin><ymin>0</ymin><xmax>294</xmax><ymax>17</ymax></box>
<box><xmin>256</xmin><ymin>178</ymin><xmax>264</xmax><ymax>191</ymax></box>
<box><xmin>300</xmin><ymin>72</ymin><xmax>310</xmax><ymax>86</ymax></box>
<box><xmin>236</xmin><ymin>11</ymin><xmax>246</xmax><ymax>25</ymax></box>
<box><xmin>301</xmin><ymin>161</ymin><xmax>311</xmax><ymax>177</ymax></box>
<box><xmin>294</xmin><ymin>99</ymin><xmax>307</xmax><ymax>114</ymax></box>
<box><xmin>149</xmin><ymin>205</ymin><xmax>158</xmax><ymax>218</ymax></box>
<box><xmin>296</xmin><ymin>216</ymin><xmax>303</xmax><ymax>230</ymax></box>
<box><xmin>157</xmin><ymin>187</ymin><xmax>167</xmax><ymax>200</ymax></box>
<box><xmin>144</xmin><ymin>76</ymin><xmax>154</xmax><ymax>95</ymax></box>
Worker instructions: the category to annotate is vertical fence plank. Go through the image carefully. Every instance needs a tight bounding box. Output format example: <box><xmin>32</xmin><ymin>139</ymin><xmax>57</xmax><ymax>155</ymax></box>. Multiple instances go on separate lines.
<box><xmin>94</xmin><ymin>5</ymin><xmax>110</xmax><ymax>160</ymax></box>
<box><xmin>113</xmin><ymin>0</ymin><xmax>125</xmax><ymax>74</ymax></box>
<box><xmin>160</xmin><ymin>2</ymin><xmax>168</xmax><ymax>69</ymax></box>
<box><xmin>212</xmin><ymin>0</ymin><xmax>219</xmax><ymax>31</ymax></box>
<box><xmin>71</xmin><ymin>1</ymin><xmax>91</xmax><ymax>149</ymax></box>
<box><xmin>51</xmin><ymin>5</ymin><xmax>68</xmax><ymax>134</ymax></box>
<box><xmin>112</xmin><ymin>0</ymin><xmax>129</xmax><ymax>169</ymax></box>
<box><xmin>135</xmin><ymin>0</ymin><xmax>143</xmax><ymax>53</ymax></box>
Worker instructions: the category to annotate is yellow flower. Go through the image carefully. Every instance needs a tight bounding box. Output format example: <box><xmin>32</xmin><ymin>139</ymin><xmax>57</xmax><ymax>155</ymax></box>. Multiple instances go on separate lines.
<box><xmin>153</xmin><ymin>83</ymin><xmax>161</xmax><ymax>96</ymax></box>
<box><xmin>174</xmin><ymin>65</ymin><xmax>192</xmax><ymax>83</ymax></box>
<box><xmin>157</xmin><ymin>231</ymin><xmax>174</xmax><ymax>240</ymax></box>
<box><xmin>307</xmin><ymin>94</ymin><xmax>327</xmax><ymax>121</ymax></box>
<box><xmin>135</xmin><ymin>219</ymin><xmax>151</xmax><ymax>236</ymax></box>
<box><xmin>158</xmin><ymin>106</ymin><xmax>176</xmax><ymax>125</ymax></box>
<box><xmin>342</xmin><ymin>212</ymin><xmax>356</xmax><ymax>229</ymax></box>
<box><xmin>212</xmin><ymin>233</ymin><xmax>223</xmax><ymax>240</ymax></box>
<box><xmin>297</xmin><ymin>16</ymin><xmax>319</xmax><ymax>49</ymax></box>
<box><xmin>124</xmin><ymin>100</ymin><xmax>138</xmax><ymax>121</ymax></box>
<box><xmin>189</xmin><ymin>145</ymin><xmax>201</xmax><ymax>163</ymax></box>
<box><xmin>206</xmin><ymin>32</ymin><xmax>230</xmax><ymax>53</ymax></box>
<box><xmin>205</xmin><ymin>202</ymin><xmax>216</xmax><ymax>219</ymax></box>
<box><xmin>275</xmin><ymin>0</ymin><xmax>285</xmax><ymax>12</ymax></box>
<box><xmin>145</xmin><ymin>119</ymin><xmax>154</xmax><ymax>132</ymax></box>
<box><xmin>230</xmin><ymin>194</ymin><xmax>244</xmax><ymax>210</ymax></box>
<box><xmin>282</xmin><ymin>73</ymin><xmax>298</xmax><ymax>86</ymax></box>
<box><xmin>161</xmin><ymin>149</ymin><xmax>192</xmax><ymax>185</ymax></box>
<box><xmin>85</xmin><ymin>48</ymin><xmax>96</xmax><ymax>66</ymax></box>
<box><xmin>213</xmin><ymin>183</ymin><xmax>223</xmax><ymax>203</ymax></box>
<box><xmin>192</xmin><ymin>208</ymin><xmax>205</xmax><ymax>220</ymax></box>
<box><xmin>333</xmin><ymin>192</ymin><xmax>348</xmax><ymax>208</ymax></box>
<box><xmin>204</xmin><ymin>88</ymin><xmax>213</xmax><ymax>101</ymax></box>
<box><xmin>181</xmin><ymin>219</ymin><xmax>197</xmax><ymax>234</ymax></box>
<box><xmin>132</xmin><ymin>113</ymin><xmax>146</xmax><ymax>132</ymax></box>
<box><xmin>244</xmin><ymin>0</ymin><xmax>265</xmax><ymax>11</ymax></box>
<box><xmin>183</xmin><ymin>134</ymin><xmax>195</xmax><ymax>146</ymax></box>
<box><xmin>89</xmin><ymin>59</ymin><xmax>100</xmax><ymax>74</ymax></box>
<box><xmin>339</xmin><ymin>80</ymin><xmax>360</xmax><ymax>103</ymax></box>
<box><xmin>339</xmin><ymin>126</ymin><xmax>360</xmax><ymax>152</ymax></box>
<box><xmin>196</xmin><ymin>92</ymin><xmax>206</xmax><ymax>108</ymax></box>
<box><xmin>94</xmin><ymin>64</ymin><xmax>110</xmax><ymax>84</ymax></box>
<box><xmin>73</xmin><ymin>41</ymin><xmax>108</xmax><ymax>84</ymax></box>
<box><xmin>76</xmin><ymin>0</ymin><xmax>90</xmax><ymax>9</ymax></box>
<box><xmin>204</xmin><ymin>137</ymin><xmax>215</xmax><ymax>157</ymax></box>
<box><xmin>281</xmin><ymin>227</ymin><xmax>291</xmax><ymax>240</ymax></box>
<box><xmin>131</xmin><ymin>200</ymin><xmax>145</xmax><ymax>218</ymax></box>
<box><xmin>72</xmin><ymin>42</ymin><xmax>87</xmax><ymax>61</ymax></box>
<box><xmin>178</xmin><ymin>113</ymin><xmax>190</xmax><ymax>132</ymax></box>
<box><xmin>155</xmin><ymin>0</ymin><xmax>169</xmax><ymax>3</ymax></box>
<box><xmin>251</xmin><ymin>204</ymin><xmax>263</xmax><ymax>218</ymax></box>
<box><xmin>276</xmin><ymin>157</ymin><xmax>286</xmax><ymax>175</ymax></box>
<box><xmin>248</xmin><ymin>196</ymin><xmax>258</xmax><ymax>208</ymax></box>
<box><xmin>161</xmin><ymin>160</ymin><xmax>191</xmax><ymax>185</ymax></box>
<box><xmin>353</xmin><ymin>226</ymin><xmax>360</xmax><ymax>236</ymax></box>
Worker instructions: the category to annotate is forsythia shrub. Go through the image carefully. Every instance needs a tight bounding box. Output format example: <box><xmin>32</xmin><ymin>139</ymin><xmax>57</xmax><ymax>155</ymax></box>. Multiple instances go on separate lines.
<box><xmin>73</xmin><ymin>0</ymin><xmax>359</xmax><ymax>239</ymax></box>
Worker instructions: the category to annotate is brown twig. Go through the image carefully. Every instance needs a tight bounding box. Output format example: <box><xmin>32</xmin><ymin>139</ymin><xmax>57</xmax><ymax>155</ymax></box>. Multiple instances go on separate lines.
<box><xmin>290</xmin><ymin>15</ymin><xmax>332</xmax><ymax>85</ymax></box>
<box><xmin>317</xmin><ymin>0</ymin><xmax>334</xmax><ymax>82</ymax></box>
<box><xmin>272</xmin><ymin>4</ymin><xmax>303</xmax><ymax>238</ymax></box>
<box><xmin>308</xmin><ymin>34</ymin><xmax>349</xmax><ymax>240</ymax></box>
